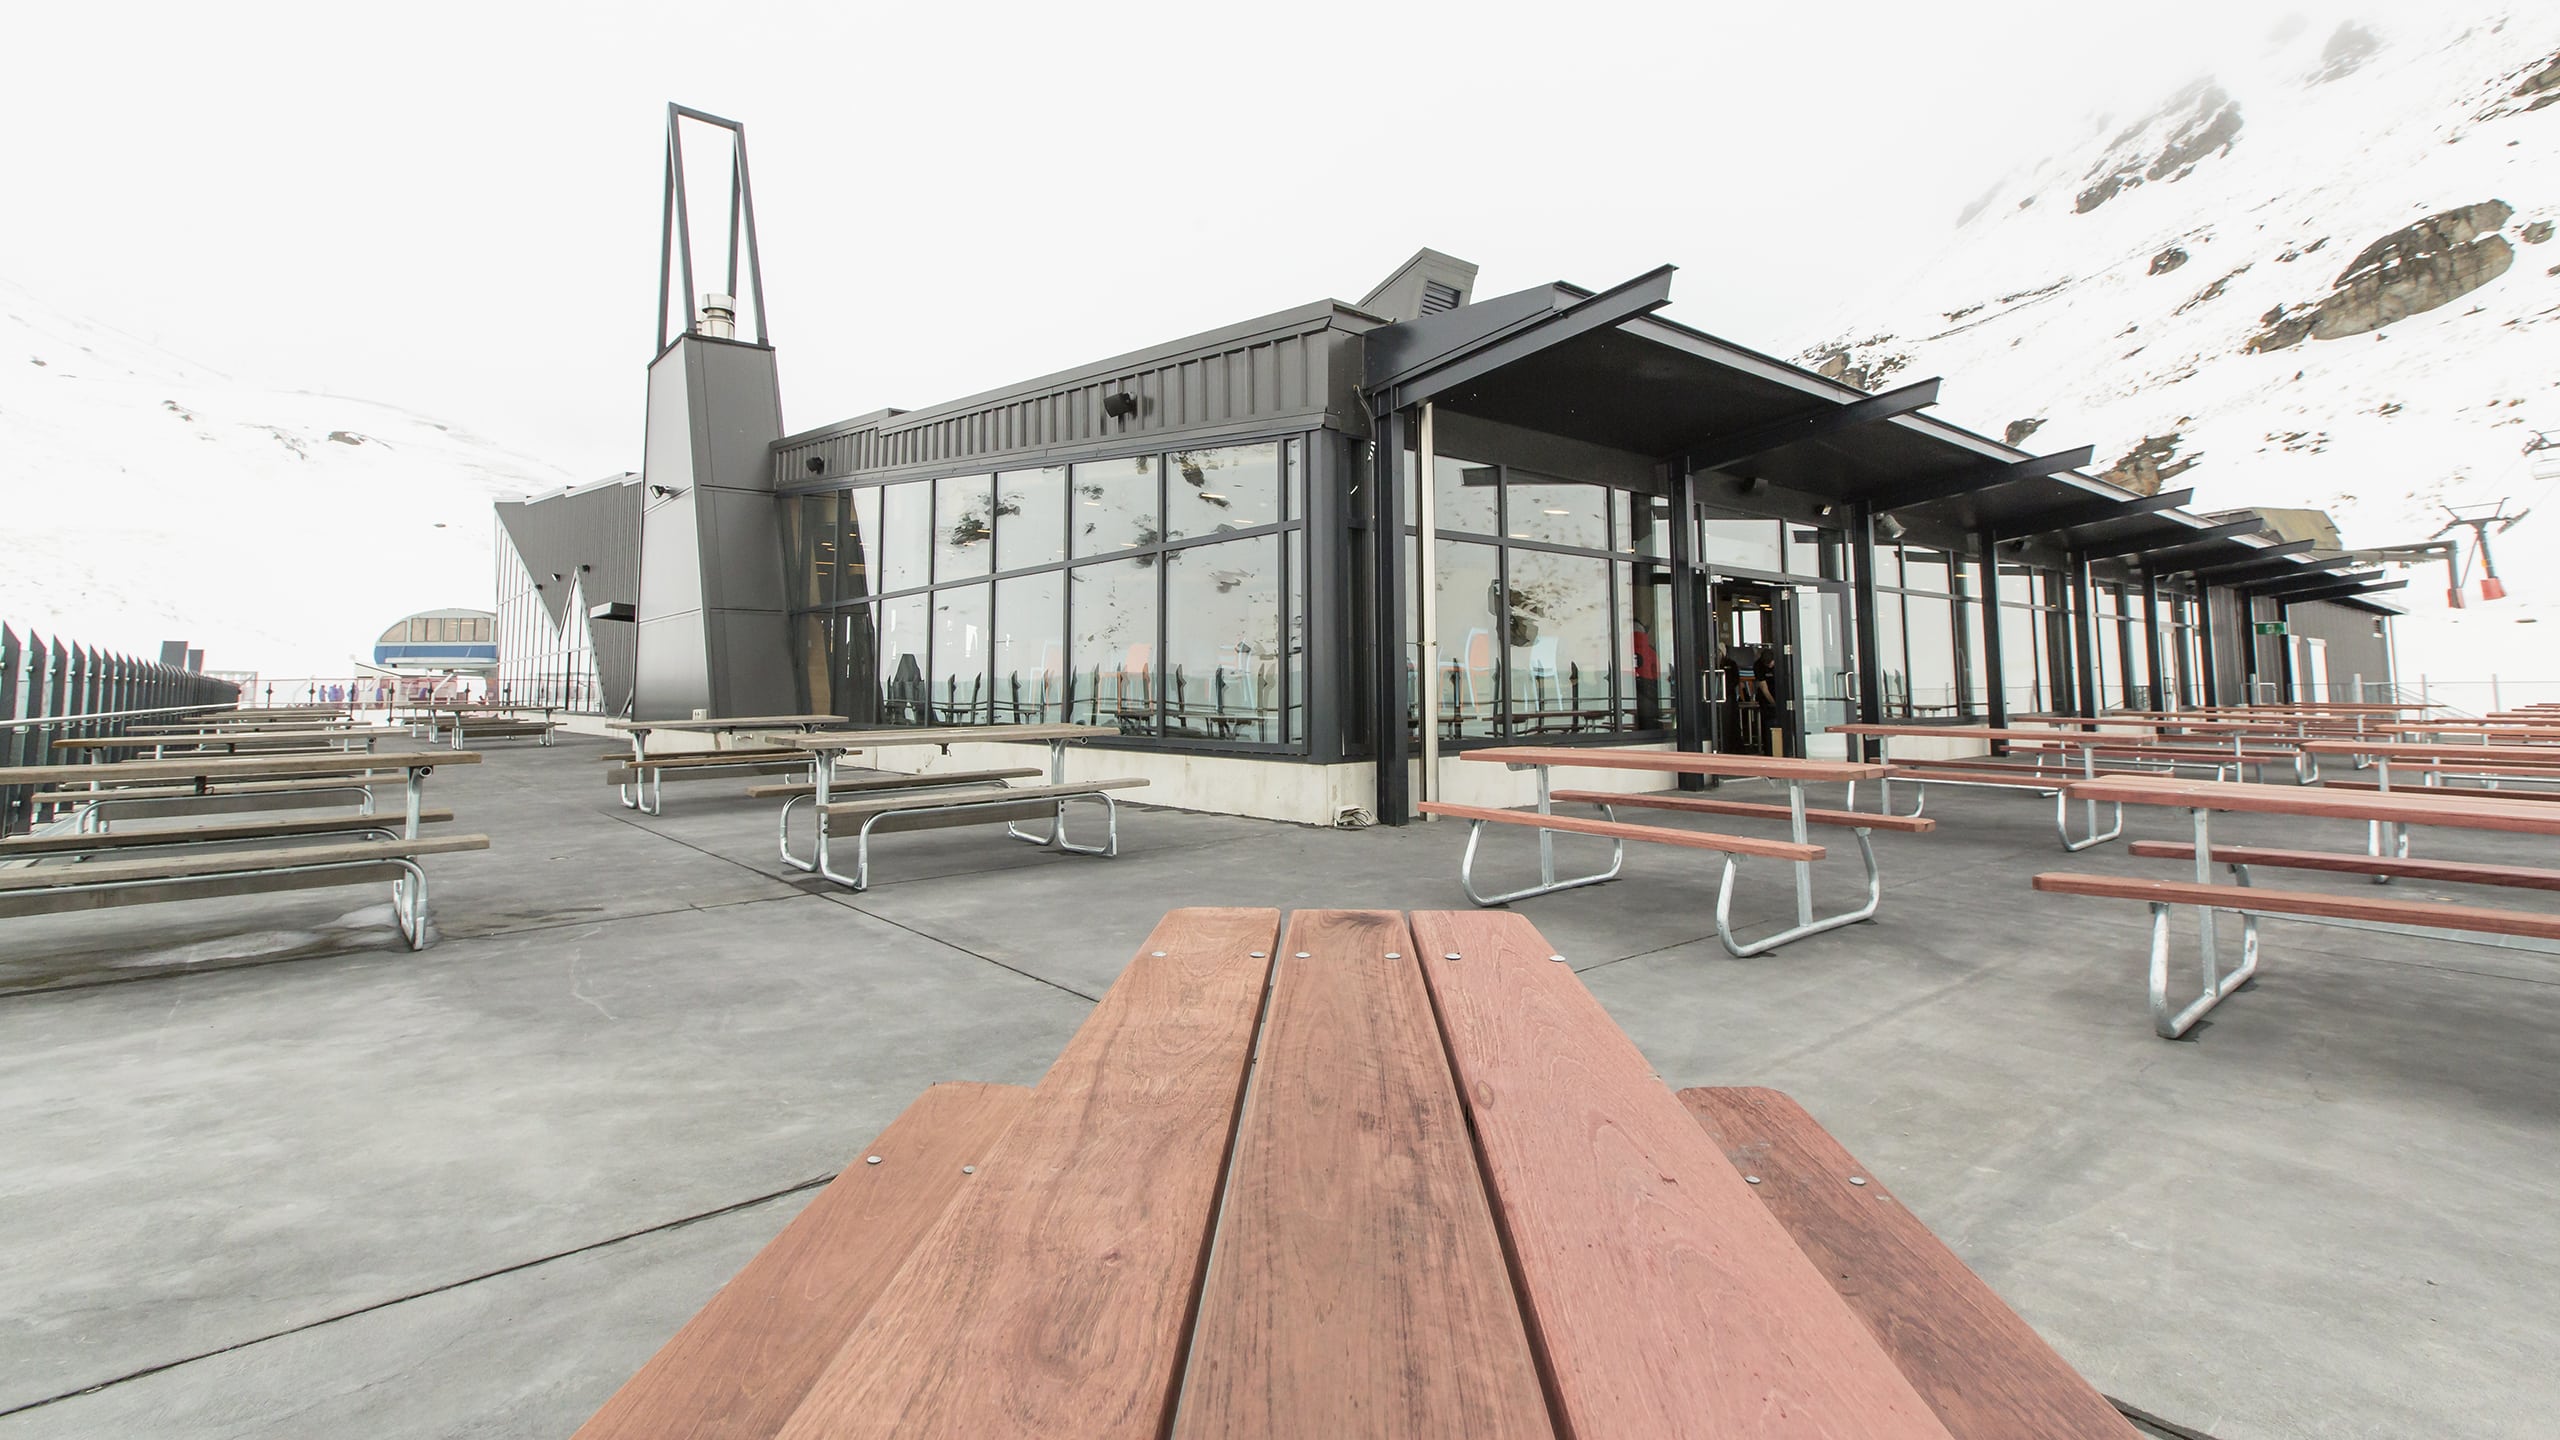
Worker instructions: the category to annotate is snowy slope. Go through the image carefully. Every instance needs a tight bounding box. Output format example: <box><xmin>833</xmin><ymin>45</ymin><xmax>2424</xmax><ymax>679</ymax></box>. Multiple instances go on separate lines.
<box><xmin>1804</xmin><ymin>8</ymin><xmax>2560</xmax><ymax>693</ymax></box>
<box><xmin>0</xmin><ymin>277</ymin><xmax>578</xmax><ymax>676</ymax></box>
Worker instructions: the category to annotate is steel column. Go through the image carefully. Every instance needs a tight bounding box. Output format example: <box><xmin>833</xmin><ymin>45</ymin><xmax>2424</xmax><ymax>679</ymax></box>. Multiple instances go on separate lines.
<box><xmin>1372</xmin><ymin>410</ymin><xmax>1412</xmax><ymax>825</ymax></box>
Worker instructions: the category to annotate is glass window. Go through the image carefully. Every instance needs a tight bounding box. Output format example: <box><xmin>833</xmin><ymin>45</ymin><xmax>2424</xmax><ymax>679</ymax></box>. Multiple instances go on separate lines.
<box><xmin>838</xmin><ymin>605</ymin><xmax>878</xmax><ymax>723</ymax></box>
<box><xmin>1494</xmin><ymin>548</ymin><xmax>1611</xmax><ymax>736</ymax></box>
<box><xmin>1164</xmin><ymin>536</ymin><xmax>1282</xmax><ymax>742</ymax></box>
<box><xmin>1504</xmin><ymin>471</ymin><xmax>1608</xmax><ymax>550</ymax></box>
<box><xmin>875</xmin><ymin>594</ymin><xmax>930</xmax><ymax>725</ymax></box>
<box><xmin>1433</xmin><ymin>455</ymin><xmax>1500</xmax><ymax>536</ymax></box>
<box><xmin>1874</xmin><ymin>594</ymin><xmax>1908</xmax><ymax>717</ymax></box>
<box><xmin>1284</xmin><ymin>530</ymin><xmax>1306</xmax><ymax>744</ymax></box>
<box><xmin>1070</xmin><ymin>556</ymin><xmax>1157</xmax><ymax>732</ymax></box>
<box><xmin>1072</xmin><ymin>455</ymin><xmax>1159</xmax><ymax>558</ymax></box>
<box><xmin>935</xmin><ymin>474</ymin><xmax>994</xmax><ymax>581</ymax></box>
<box><xmin>1904</xmin><ymin>594</ymin><xmax>1957</xmax><ymax>716</ymax></box>
<box><xmin>1902</xmin><ymin>549</ymin><xmax>1953</xmax><ymax>594</ymax></box>
<box><xmin>1430</xmin><ymin>540</ymin><xmax>1504</xmax><ymax>738</ymax></box>
<box><xmin>929</xmin><ymin>583</ymin><xmax>991</xmax><ymax>724</ymax></box>
<box><xmin>993</xmin><ymin>570</ymin><xmax>1066</xmax><ymax>722</ymax></box>
<box><xmin>1705</xmin><ymin>517</ymin><xmax>1784</xmax><ymax>573</ymax></box>
<box><xmin>794</xmin><ymin>612</ymin><xmax>833</xmax><ymax>714</ymax></box>
<box><xmin>843</xmin><ymin>486</ymin><xmax>879</xmax><ymax>602</ymax></box>
<box><xmin>879</xmin><ymin>481</ymin><xmax>931</xmax><ymax>593</ymax></box>
<box><xmin>1168</xmin><ymin>443</ymin><xmax>1280</xmax><ymax>539</ymax></box>
<box><xmin>1621</xmin><ymin>562</ymin><xmax>1671</xmax><ymax>731</ymax></box>
<box><xmin>1615</xmin><ymin>492</ymin><xmax>1673</xmax><ymax>560</ymax></box>
<box><xmin>789</xmin><ymin>491</ymin><xmax>840</xmax><ymax>610</ymax></box>
<box><xmin>995</xmin><ymin>466</ymin><xmax>1066</xmax><ymax>572</ymax></box>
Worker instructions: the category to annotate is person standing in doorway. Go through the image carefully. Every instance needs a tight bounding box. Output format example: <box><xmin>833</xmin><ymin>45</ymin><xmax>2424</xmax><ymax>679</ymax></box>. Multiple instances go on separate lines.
<box><xmin>1749</xmin><ymin>644</ymin><xmax>1784</xmax><ymax>756</ymax></box>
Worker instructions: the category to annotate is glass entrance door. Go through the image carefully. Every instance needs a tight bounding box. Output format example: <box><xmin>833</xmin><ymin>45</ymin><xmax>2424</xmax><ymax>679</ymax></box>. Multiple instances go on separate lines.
<box><xmin>1701</xmin><ymin>578</ymin><xmax>1852</xmax><ymax>759</ymax></box>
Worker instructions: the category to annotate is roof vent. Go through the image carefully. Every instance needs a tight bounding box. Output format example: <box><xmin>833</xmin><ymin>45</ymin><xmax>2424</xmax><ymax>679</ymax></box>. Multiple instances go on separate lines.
<box><xmin>1420</xmin><ymin>280</ymin><xmax>1464</xmax><ymax>315</ymax></box>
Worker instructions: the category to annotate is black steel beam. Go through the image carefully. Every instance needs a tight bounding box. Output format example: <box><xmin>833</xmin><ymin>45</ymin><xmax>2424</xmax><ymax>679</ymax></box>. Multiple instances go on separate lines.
<box><xmin>1975</xmin><ymin>536</ymin><xmax>2009</xmax><ymax>732</ymax></box>
<box><xmin>1676</xmin><ymin>377</ymin><xmax>1941</xmax><ymax>477</ymax></box>
<box><xmin>2117</xmin><ymin>520</ymin><xmax>2268</xmax><ymax>567</ymax></box>
<box><xmin>2185</xmin><ymin>546</ymin><xmax>2340</xmax><ymax>585</ymax></box>
<box><xmin>1874</xmin><ymin>444</ymin><xmax>2096</xmax><ymax>512</ymax></box>
<box><xmin>1372</xmin><ymin>409</ymin><xmax>1411</xmax><ymax>825</ymax></box>
<box><xmin>1371</xmin><ymin>266</ymin><xmax>1675</xmax><ymax>411</ymax></box>
<box><xmin>1849</xmin><ymin>506</ymin><xmax>1884</xmax><ymax>731</ymax></box>
<box><xmin>2242</xmin><ymin>568</ymin><xmax>2386</xmax><ymax>600</ymax></box>
<box><xmin>2276</xmin><ymin>578</ymin><xmax>2408</xmax><ymax>606</ymax></box>
<box><xmin>1999</xmin><ymin>487</ymin><xmax>2193</xmax><ymax>545</ymax></box>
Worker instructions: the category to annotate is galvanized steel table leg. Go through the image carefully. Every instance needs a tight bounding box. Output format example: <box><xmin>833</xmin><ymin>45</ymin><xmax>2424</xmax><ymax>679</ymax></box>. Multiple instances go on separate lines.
<box><xmin>2149</xmin><ymin>805</ymin><xmax>2260</xmax><ymax>1037</ymax></box>
<box><xmin>1716</xmin><ymin>824</ymin><xmax>1882</xmax><ymax>958</ymax></box>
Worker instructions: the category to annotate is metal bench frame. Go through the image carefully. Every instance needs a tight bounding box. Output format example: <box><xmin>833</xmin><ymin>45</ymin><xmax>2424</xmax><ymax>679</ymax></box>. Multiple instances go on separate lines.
<box><xmin>2</xmin><ymin>854</ymin><xmax>434</xmax><ymax>950</ymax></box>
<box><xmin>1859</xmin><ymin>768</ymin><xmax>2127</xmax><ymax>852</ymax></box>
<box><xmin>1453</xmin><ymin>767</ymin><xmax>1880</xmax><ymax>957</ymax></box>
<box><xmin>786</xmin><ymin>788</ymin><xmax>1124</xmax><ymax>892</ymax></box>
<box><xmin>620</xmin><ymin>753</ymin><xmax>807</xmax><ymax>816</ymax></box>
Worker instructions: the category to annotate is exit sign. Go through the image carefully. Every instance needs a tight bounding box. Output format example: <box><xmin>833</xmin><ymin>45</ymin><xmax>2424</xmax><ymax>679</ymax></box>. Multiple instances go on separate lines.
<box><xmin>2254</xmin><ymin>621</ymin><xmax>2289</xmax><ymax>635</ymax></box>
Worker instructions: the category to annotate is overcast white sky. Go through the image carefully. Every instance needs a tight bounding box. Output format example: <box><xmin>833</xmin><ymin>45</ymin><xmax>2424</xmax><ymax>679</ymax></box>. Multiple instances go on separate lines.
<box><xmin>4</xmin><ymin>0</ymin><xmax>2324</xmax><ymax>479</ymax></box>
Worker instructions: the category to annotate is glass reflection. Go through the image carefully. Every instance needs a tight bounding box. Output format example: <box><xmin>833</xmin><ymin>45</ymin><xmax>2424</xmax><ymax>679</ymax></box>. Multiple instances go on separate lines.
<box><xmin>838</xmin><ymin>605</ymin><xmax>878</xmax><ymax>723</ymax></box>
<box><xmin>993</xmin><ymin>570</ymin><xmax>1065</xmax><ymax>722</ymax></box>
<box><xmin>843</xmin><ymin>487</ymin><xmax>879</xmax><ymax>601</ymax></box>
<box><xmin>930</xmin><ymin>584</ymin><xmax>991</xmax><ymax>724</ymax></box>
<box><xmin>1168</xmin><ymin>443</ymin><xmax>1279</xmax><ymax>539</ymax></box>
<box><xmin>875</xmin><ymin>596</ymin><xmax>929</xmax><ymax>725</ymax></box>
<box><xmin>1621</xmin><ymin>562</ymin><xmax>1670</xmax><ymax>730</ymax></box>
<box><xmin>1505</xmin><ymin>471</ymin><xmax>1607</xmax><ymax>550</ymax></box>
<box><xmin>935</xmin><ymin>475</ymin><xmax>994</xmax><ymax>581</ymax></box>
<box><xmin>1164</xmin><ymin>536</ymin><xmax>1280</xmax><ymax>741</ymax></box>
<box><xmin>1072</xmin><ymin>456</ymin><xmax>1159</xmax><ymax>558</ymax></box>
<box><xmin>996</xmin><ymin>466</ymin><xmax>1066</xmax><ymax>571</ymax></box>
<box><xmin>1070</xmin><ymin>556</ymin><xmax>1157</xmax><ymax>732</ymax></box>
<box><xmin>880</xmin><ymin>482</ymin><xmax>931</xmax><ymax>593</ymax></box>
<box><xmin>1432</xmin><ymin>540</ymin><xmax>1503</xmax><ymax>738</ymax></box>
<box><xmin>1616</xmin><ymin>491</ymin><xmax>1672</xmax><ymax>560</ymax></box>
<box><xmin>1503</xmin><ymin>549</ymin><xmax>1612</xmax><ymax>734</ymax></box>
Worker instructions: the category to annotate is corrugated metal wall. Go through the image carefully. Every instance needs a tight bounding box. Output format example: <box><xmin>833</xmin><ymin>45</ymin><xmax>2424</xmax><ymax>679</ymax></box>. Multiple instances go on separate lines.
<box><xmin>773</xmin><ymin>309</ymin><xmax>1363</xmax><ymax>488</ymax></box>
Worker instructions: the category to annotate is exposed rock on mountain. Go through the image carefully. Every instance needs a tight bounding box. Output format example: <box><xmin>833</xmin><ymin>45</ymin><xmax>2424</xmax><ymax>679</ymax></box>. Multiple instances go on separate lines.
<box><xmin>2251</xmin><ymin>200</ymin><xmax>2517</xmax><ymax>350</ymax></box>
<box><xmin>1799</xmin><ymin>3</ymin><xmax>2560</xmax><ymax>665</ymax></box>
<box><xmin>2076</xmin><ymin>81</ymin><xmax>2246</xmax><ymax>213</ymax></box>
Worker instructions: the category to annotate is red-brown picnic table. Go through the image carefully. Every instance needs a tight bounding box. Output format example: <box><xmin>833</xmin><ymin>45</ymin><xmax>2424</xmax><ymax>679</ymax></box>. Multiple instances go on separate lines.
<box><xmin>576</xmin><ymin>908</ymin><xmax>2137</xmax><ymax>1440</ymax></box>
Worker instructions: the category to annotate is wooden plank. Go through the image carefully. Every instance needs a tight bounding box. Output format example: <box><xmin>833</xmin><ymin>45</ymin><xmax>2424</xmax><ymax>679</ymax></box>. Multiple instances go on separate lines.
<box><xmin>1552</xmin><ymin>788</ymin><xmax>1936</xmax><ymax>833</ymax></box>
<box><xmin>0</xmin><ymin>834</ymin><xmax>489</xmax><ymax>892</ymax></box>
<box><xmin>1409</xmin><ymin>910</ymin><xmax>1954</xmax><ymax>1439</ymax></box>
<box><xmin>2030</xmin><ymin>872</ymin><xmax>2560</xmax><ymax>941</ymax></box>
<box><xmin>1886</xmin><ymin>768</ymin><xmax>2062</xmax><ymax>789</ymax></box>
<box><xmin>771</xmin><ymin>908</ymin><xmax>1280</xmax><ymax>1440</ymax></box>
<box><xmin>0</xmin><ymin>751</ymin><xmax>477</xmax><ymax>787</ymax></box>
<box><xmin>1417</xmin><ymin>801</ymin><xmax>1826</xmax><ymax>862</ymax></box>
<box><xmin>778</xmin><ymin>723</ymin><xmax>1121</xmax><ymax>752</ymax></box>
<box><xmin>2127</xmin><ymin>840</ymin><xmax>2560</xmax><ymax>890</ymax></box>
<box><xmin>0</xmin><ymin>809</ymin><xmax>454</xmax><ymax>854</ymax></box>
<box><xmin>2321</xmin><ymin>777</ymin><xmax>2560</xmax><ymax>801</ymax></box>
<box><xmin>2299</xmin><ymin>740</ymin><xmax>2560</xmax><ymax>766</ymax></box>
<box><xmin>1458</xmin><ymin>745</ymin><xmax>1885</xmax><ymax>783</ymax></box>
<box><xmin>744</xmin><ymin>767</ymin><xmax>1042</xmax><ymax>800</ymax></box>
<box><xmin>818</xmin><ymin>778</ymin><xmax>1147</xmax><ymax>826</ymax></box>
<box><xmin>2062</xmin><ymin>776</ymin><xmax>2560</xmax><ymax>835</ymax></box>
<box><xmin>572</xmin><ymin>1082</ymin><xmax>1033</xmax><ymax>1440</ymax></box>
<box><xmin>0</xmin><ymin>864</ymin><xmax>418</xmax><ymax>918</ymax></box>
<box><xmin>1678</xmin><ymin>1088</ymin><xmax>2137</xmax><ymax>1440</ymax></box>
<box><xmin>1175</xmin><ymin>911</ymin><xmax>1551</xmax><ymax>1440</ymax></box>
<box><xmin>607</xmin><ymin>714</ymin><xmax>849</xmax><ymax>732</ymax></box>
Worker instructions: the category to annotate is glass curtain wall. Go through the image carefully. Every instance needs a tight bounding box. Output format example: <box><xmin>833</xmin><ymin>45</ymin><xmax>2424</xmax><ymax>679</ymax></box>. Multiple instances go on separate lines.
<box><xmin>781</xmin><ymin>439</ymin><xmax>1306</xmax><ymax>748</ymax></box>
<box><xmin>1993</xmin><ymin>562</ymin><xmax>2071</xmax><ymax>715</ymax></box>
<box><xmin>1401</xmin><ymin>451</ymin><xmax>1671</xmax><ymax>742</ymax></box>
<box><xmin>494</xmin><ymin>527</ymin><xmax>602</xmax><ymax>712</ymax></box>
<box><xmin>1868</xmin><ymin>545</ymin><xmax>1969</xmax><ymax>721</ymax></box>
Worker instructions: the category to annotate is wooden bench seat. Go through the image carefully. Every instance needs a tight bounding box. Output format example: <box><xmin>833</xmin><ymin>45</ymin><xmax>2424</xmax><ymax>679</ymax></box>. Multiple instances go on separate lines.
<box><xmin>572</xmin><ymin>1082</ymin><xmax>1033</xmax><ymax>1440</ymax></box>
<box><xmin>0</xmin><ymin>809</ymin><xmax>454</xmax><ymax>857</ymax></box>
<box><xmin>1679</xmin><ymin>1086</ymin><xmax>2140</xmax><ymax>1439</ymax></box>
<box><xmin>0</xmin><ymin>834</ymin><xmax>490</xmax><ymax>949</ymax></box>
<box><xmin>2322</xmin><ymin>776</ymin><xmax>2560</xmax><ymax>801</ymax></box>
<box><xmin>2032</xmin><ymin>871</ymin><xmax>2560</xmax><ymax>942</ymax></box>
<box><xmin>1887</xmin><ymin>765</ymin><xmax>2064</xmax><ymax>788</ymax></box>
<box><xmin>2127</xmin><ymin>840</ymin><xmax>2560</xmax><ymax>890</ymax></box>
<box><xmin>1416</xmin><ymin>800</ymin><xmax>1825</xmax><ymax>861</ymax></box>
<box><xmin>604</xmin><ymin>756</ymin><xmax>814</xmax><ymax>786</ymax></box>
<box><xmin>744</xmin><ymin>766</ymin><xmax>1042</xmax><ymax>800</ymax></box>
<box><xmin>1551</xmin><ymin>787</ymin><xmax>1935</xmax><ymax>833</ymax></box>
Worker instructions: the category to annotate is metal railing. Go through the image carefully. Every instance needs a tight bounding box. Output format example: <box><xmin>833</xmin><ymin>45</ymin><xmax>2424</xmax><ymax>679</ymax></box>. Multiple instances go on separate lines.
<box><xmin>1</xmin><ymin>625</ymin><xmax>242</xmax><ymax>836</ymax></box>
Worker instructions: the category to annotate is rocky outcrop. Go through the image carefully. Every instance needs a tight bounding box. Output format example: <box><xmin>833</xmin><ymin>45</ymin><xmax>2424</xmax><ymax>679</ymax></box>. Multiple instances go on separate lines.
<box><xmin>2149</xmin><ymin>246</ymin><xmax>2189</xmax><ymax>275</ymax></box>
<box><xmin>2247</xmin><ymin>201</ymin><xmax>2516</xmax><ymax>351</ymax></box>
<box><xmin>2175</xmin><ymin>265</ymin><xmax>2251</xmax><ymax>315</ymax></box>
<box><xmin>2005</xmin><ymin>417</ymin><xmax>2047</xmax><ymax>447</ymax></box>
<box><xmin>2076</xmin><ymin>82</ymin><xmax>2244</xmax><ymax>213</ymax></box>
<box><xmin>2517</xmin><ymin>53</ymin><xmax>2560</xmax><ymax>104</ymax></box>
<box><xmin>2525</xmin><ymin>221</ymin><xmax>2554</xmax><ymax>245</ymax></box>
<box><xmin>1807</xmin><ymin>344</ymin><xmax>1910</xmax><ymax>393</ymax></box>
<box><xmin>2309</xmin><ymin>23</ymin><xmax>2380</xmax><ymax>84</ymax></box>
<box><xmin>2099</xmin><ymin>433</ymin><xmax>2196</xmax><ymax>495</ymax></box>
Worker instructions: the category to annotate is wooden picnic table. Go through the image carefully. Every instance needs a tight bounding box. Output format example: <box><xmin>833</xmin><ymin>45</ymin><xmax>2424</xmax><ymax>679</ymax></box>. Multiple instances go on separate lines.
<box><xmin>577</xmin><ymin>907</ymin><xmax>2134</xmax><ymax>1439</ymax></box>
<box><xmin>606</xmin><ymin>714</ymin><xmax>850</xmax><ymax>751</ymax></box>
<box><xmin>1834</xmin><ymin>723</ymin><xmax>2221</xmax><ymax>850</ymax></box>
<box><xmin>773</xmin><ymin>724</ymin><xmax>1126</xmax><ymax>878</ymax></box>
<box><xmin>2043</xmin><ymin>775</ymin><xmax>2560</xmax><ymax>1035</ymax></box>
<box><xmin>1437</xmin><ymin>746</ymin><xmax>1894</xmax><ymax>955</ymax></box>
<box><xmin>0</xmin><ymin>750</ymin><xmax>477</xmax><ymax>839</ymax></box>
<box><xmin>53</xmin><ymin>728</ymin><xmax>377</xmax><ymax>757</ymax></box>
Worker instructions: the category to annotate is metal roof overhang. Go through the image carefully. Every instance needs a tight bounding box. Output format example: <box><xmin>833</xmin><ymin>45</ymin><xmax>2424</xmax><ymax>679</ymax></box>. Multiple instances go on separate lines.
<box><xmin>1359</xmin><ymin>271</ymin><xmax>2399</xmax><ymax>608</ymax></box>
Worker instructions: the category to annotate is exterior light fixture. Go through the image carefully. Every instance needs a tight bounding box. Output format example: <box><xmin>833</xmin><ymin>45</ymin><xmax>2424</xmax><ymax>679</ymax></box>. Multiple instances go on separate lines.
<box><xmin>1102</xmin><ymin>392</ymin><xmax>1138</xmax><ymax>420</ymax></box>
<box><xmin>1876</xmin><ymin>514</ymin><xmax>1909</xmax><ymax>541</ymax></box>
<box><xmin>649</xmin><ymin>483</ymin><xmax>684</xmax><ymax>499</ymax></box>
<box><xmin>806</xmin><ymin>456</ymin><xmax>827</xmax><ymax>474</ymax></box>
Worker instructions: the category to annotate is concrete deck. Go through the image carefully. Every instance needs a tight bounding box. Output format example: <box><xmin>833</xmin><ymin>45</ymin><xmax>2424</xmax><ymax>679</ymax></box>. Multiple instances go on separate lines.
<box><xmin>2</xmin><ymin>737</ymin><xmax>2554</xmax><ymax>1437</ymax></box>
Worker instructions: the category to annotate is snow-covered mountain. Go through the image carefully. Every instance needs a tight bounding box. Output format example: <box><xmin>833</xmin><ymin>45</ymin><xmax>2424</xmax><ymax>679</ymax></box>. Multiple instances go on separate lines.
<box><xmin>0</xmin><ymin>277</ymin><xmax>578</xmax><ymax>677</ymax></box>
<box><xmin>1805</xmin><ymin>8</ymin><xmax>2560</xmax><ymax>694</ymax></box>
